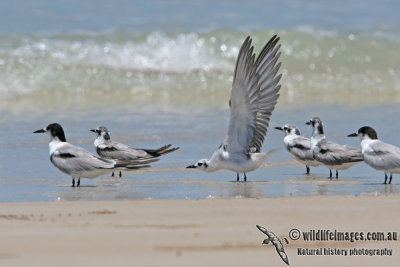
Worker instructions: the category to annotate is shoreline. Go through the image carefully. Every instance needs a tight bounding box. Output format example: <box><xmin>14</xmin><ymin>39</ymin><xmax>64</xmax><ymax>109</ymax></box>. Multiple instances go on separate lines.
<box><xmin>0</xmin><ymin>195</ymin><xmax>399</xmax><ymax>266</ymax></box>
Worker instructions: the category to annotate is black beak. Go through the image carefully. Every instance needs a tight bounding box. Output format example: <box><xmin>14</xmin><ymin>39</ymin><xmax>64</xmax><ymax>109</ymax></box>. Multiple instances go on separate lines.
<box><xmin>90</xmin><ymin>129</ymin><xmax>97</xmax><ymax>133</ymax></box>
<box><xmin>186</xmin><ymin>165</ymin><xmax>197</xmax><ymax>169</ymax></box>
<box><xmin>348</xmin><ymin>133</ymin><xmax>358</xmax><ymax>137</ymax></box>
<box><xmin>33</xmin><ymin>129</ymin><xmax>46</xmax><ymax>133</ymax></box>
<box><xmin>305</xmin><ymin>122</ymin><xmax>311</xmax><ymax>125</ymax></box>
<box><xmin>274</xmin><ymin>127</ymin><xmax>283</xmax><ymax>131</ymax></box>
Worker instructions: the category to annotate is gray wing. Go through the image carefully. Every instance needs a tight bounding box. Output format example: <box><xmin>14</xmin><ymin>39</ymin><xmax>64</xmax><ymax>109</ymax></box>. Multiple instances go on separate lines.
<box><xmin>97</xmin><ymin>141</ymin><xmax>150</xmax><ymax>160</ymax></box>
<box><xmin>287</xmin><ymin>136</ymin><xmax>314</xmax><ymax>161</ymax></box>
<box><xmin>364</xmin><ymin>141</ymin><xmax>400</xmax><ymax>170</ymax></box>
<box><xmin>51</xmin><ymin>143</ymin><xmax>115</xmax><ymax>174</ymax></box>
<box><xmin>250</xmin><ymin>36</ymin><xmax>282</xmax><ymax>152</ymax></box>
<box><xmin>224</xmin><ymin>36</ymin><xmax>281</xmax><ymax>153</ymax></box>
<box><xmin>315</xmin><ymin>140</ymin><xmax>362</xmax><ymax>164</ymax></box>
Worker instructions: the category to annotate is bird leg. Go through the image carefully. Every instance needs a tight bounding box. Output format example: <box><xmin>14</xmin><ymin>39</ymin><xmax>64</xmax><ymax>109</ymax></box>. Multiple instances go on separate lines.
<box><xmin>77</xmin><ymin>178</ymin><xmax>80</xmax><ymax>187</ymax></box>
<box><xmin>389</xmin><ymin>174</ymin><xmax>393</xmax><ymax>184</ymax></box>
<box><xmin>384</xmin><ymin>173</ymin><xmax>388</xmax><ymax>184</ymax></box>
<box><xmin>236</xmin><ymin>173</ymin><xmax>239</xmax><ymax>182</ymax></box>
<box><xmin>336</xmin><ymin>170</ymin><xmax>338</xmax><ymax>179</ymax></box>
<box><xmin>72</xmin><ymin>178</ymin><xmax>75</xmax><ymax>187</ymax></box>
<box><xmin>306</xmin><ymin>165</ymin><xmax>310</xmax><ymax>175</ymax></box>
<box><xmin>111</xmin><ymin>172</ymin><xmax>115</xmax><ymax>177</ymax></box>
<box><xmin>119</xmin><ymin>171</ymin><xmax>122</xmax><ymax>178</ymax></box>
<box><xmin>329</xmin><ymin>169</ymin><xmax>332</xmax><ymax>179</ymax></box>
<box><xmin>244</xmin><ymin>173</ymin><xmax>247</xmax><ymax>182</ymax></box>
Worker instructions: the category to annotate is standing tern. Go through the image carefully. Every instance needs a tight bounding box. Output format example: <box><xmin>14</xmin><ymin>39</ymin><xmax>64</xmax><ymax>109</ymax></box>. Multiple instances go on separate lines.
<box><xmin>90</xmin><ymin>126</ymin><xmax>179</xmax><ymax>177</ymax></box>
<box><xmin>186</xmin><ymin>35</ymin><xmax>282</xmax><ymax>181</ymax></box>
<box><xmin>34</xmin><ymin>123</ymin><xmax>158</xmax><ymax>187</ymax></box>
<box><xmin>275</xmin><ymin>124</ymin><xmax>321</xmax><ymax>174</ymax></box>
<box><xmin>348</xmin><ymin>126</ymin><xmax>399</xmax><ymax>184</ymax></box>
<box><xmin>306</xmin><ymin>117</ymin><xmax>362</xmax><ymax>179</ymax></box>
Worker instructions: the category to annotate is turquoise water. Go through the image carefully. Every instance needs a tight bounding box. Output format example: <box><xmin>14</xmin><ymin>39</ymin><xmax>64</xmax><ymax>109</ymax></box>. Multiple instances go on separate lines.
<box><xmin>1</xmin><ymin>1</ymin><xmax>400</xmax><ymax>201</ymax></box>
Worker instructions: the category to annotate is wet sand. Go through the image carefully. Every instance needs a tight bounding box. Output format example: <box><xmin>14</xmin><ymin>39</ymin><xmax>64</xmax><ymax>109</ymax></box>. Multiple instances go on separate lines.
<box><xmin>0</xmin><ymin>195</ymin><xmax>399</xmax><ymax>266</ymax></box>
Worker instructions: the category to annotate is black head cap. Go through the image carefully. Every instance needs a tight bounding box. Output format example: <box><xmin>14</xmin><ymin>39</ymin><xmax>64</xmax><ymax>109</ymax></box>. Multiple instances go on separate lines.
<box><xmin>358</xmin><ymin>126</ymin><xmax>378</xmax><ymax>140</ymax></box>
<box><xmin>46</xmin><ymin>123</ymin><xmax>67</xmax><ymax>142</ymax></box>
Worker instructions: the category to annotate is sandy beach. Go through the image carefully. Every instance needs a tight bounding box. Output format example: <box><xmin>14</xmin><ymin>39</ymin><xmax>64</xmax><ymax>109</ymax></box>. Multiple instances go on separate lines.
<box><xmin>0</xmin><ymin>195</ymin><xmax>399</xmax><ymax>266</ymax></box>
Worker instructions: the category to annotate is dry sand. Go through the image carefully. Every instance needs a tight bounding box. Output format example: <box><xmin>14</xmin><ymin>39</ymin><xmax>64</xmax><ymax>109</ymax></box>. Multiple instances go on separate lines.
<box><xmin>0</xmin><ymin>195</ymin><xmax>399</xmax><ymax>266</ymax></box>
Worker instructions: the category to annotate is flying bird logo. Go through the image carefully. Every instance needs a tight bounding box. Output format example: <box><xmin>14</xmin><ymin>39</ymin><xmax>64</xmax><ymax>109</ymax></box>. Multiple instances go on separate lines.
<box><xmin>256</xmin><ymin>225</ymin><xmax>290</xmax><ymax>265</ymax></box>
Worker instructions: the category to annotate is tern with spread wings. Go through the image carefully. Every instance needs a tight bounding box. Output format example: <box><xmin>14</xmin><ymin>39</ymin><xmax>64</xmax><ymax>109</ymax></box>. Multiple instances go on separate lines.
<box><xmin>186</xmin><ymin>35</ymin><xmax>282</xmax><ymax>181</ymax></box>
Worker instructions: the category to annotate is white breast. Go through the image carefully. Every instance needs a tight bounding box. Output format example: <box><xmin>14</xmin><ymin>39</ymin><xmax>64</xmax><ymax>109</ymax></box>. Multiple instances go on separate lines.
<box><xmin>360</xmin><ymin>139</ymin><xmax>377</xmax><ymax>154</ymax></box>
<box><xmin>49</xmin><ymin>138</ymin><xmax>64</xmax><ymax>155</ymax></box>
<box><xmin>283</xmin><ymin>134</ymin><xmax>297</xmax><ymax>147</ymax></box>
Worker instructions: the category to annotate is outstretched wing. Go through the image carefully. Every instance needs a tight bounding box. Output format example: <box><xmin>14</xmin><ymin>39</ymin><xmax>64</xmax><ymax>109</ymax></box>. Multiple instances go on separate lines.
<box><xmin>276</xmin><ymin>249</ymin><xmax>290</xmax><ymax>265</ymax></box>
<box><xmin>272</xmin><ymin>236</ymin><xmax>290</xmax><ymax>266</ymax></box>
<box><xmin>256</xmin><ymin>224</ymin><xmax>272</xmax><ymax>238</ymax></box>
<box><xmin>256</xmin><ymin>225</ymin><xmax>290</xmax><ymax>265</ymax></box>
<box><xmin>224</xmin><ymin>35</ymin><xmax>282</xmax><ymax>153</ymax></box>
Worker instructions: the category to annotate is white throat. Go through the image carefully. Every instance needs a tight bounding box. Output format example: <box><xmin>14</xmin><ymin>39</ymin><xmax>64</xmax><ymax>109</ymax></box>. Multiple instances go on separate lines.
<box><xmin>360</xmin><ymin>135</ymin><xmax>376</xmax><ymax>153</ymax></box>
<box><xmin>94</xmin><ymin>136</ymin><xmax>106</xmax><ymax>147</ymax></box>
<box><xmin>49</xmin><ymin>137</ymin><xmax>63</xmax><ymax>155</ymax></box>
<box><xmin>283</xmin><ymin>133</ymin><xmax>299</xmax><ymax>145</ymax></box>
<box><xmin>310</xmin><ymin>128</ymin><xmax>325</xmax><ymax>149</ymax></box>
